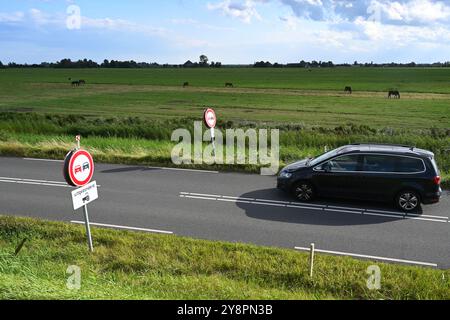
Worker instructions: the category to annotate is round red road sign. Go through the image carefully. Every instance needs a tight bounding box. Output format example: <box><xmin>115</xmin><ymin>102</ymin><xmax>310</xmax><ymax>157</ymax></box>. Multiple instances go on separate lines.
<box><xmin>203</xmin><ymin>108</ymin><xmax>217</xmax><ymax>129</ymax></box>
<box><xmin>63</xmin><ymin>149</ymin><xmax>94</xmax><ymax>187</ymax></box>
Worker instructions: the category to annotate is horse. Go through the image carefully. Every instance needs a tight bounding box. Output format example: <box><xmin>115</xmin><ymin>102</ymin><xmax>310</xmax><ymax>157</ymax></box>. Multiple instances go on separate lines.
<box><xmin>183</xmin><ymin>82</ymin><xmax>189</xmax><ymax>87</ymax></box>
<box><xmin>71</xmin><ymin>80</ymin><xmax>80</xmax><ymax>87</ymax></box>
<box><xmin>388</xmin><ymin>90</ymin><xmax>401</xmax><ymax>99</ymax></box>
<box><xmin>78</xmin><ymin>80</ymin><xmax>86</xmax><ymax>85</ymax></box>
<box><xmin>344</xmin><ymin>86</ymin><xmax>353</xmax><ymax>94</ymax></box>
<box><xmin>225</xmin><ymin>82</ymin><xmax>234</xmax><ymax>88</ymax></box>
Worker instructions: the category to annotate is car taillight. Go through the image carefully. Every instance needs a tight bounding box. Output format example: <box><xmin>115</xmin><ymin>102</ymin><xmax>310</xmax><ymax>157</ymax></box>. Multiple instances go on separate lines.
<box><xmin>433</xmin><ymin>176</ymin><xmax>441</xmax><ymax>185</ymax></box>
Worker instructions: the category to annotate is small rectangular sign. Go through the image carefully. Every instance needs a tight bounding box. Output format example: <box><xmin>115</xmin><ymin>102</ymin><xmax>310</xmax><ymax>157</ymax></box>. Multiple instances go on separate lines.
<box><xmin>71</xmin><ymin>181</ymin><xmax>98</xmax><ymax>210</ymax></box>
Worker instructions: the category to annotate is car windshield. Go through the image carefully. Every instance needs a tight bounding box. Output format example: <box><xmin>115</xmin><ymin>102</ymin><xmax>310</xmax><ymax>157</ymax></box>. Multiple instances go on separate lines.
<box><xmin>309</xmin><ymin>148</ymin><xmax>342</xmax><ymax>167</ymax></box>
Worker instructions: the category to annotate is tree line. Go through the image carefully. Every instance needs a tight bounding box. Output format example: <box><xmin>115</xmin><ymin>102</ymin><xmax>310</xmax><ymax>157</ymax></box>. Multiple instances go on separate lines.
<box><xmin>1</xmin><ymin>56</ymin><xmax>449</xmax><ymax>69</ymax></box>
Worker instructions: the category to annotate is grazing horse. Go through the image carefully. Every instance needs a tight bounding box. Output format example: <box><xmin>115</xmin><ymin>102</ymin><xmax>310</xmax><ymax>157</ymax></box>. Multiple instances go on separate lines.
<box><xmin>344</xmin><ymin>86</ymin><xmax>352</xmax><ymax>94</ymax></box>
<box><xmin>183</xmin><ymin>82</ymin><xmax>189</xmax><ymax>87</ymax></box>
<box><xmin>225</xmin><ymin>82</ymin><xmax>234</xmax><ymax>88</ymax></box>
<box><xmin>71</xmin><ymin>80</ymin><xmax>80</xmax><ymax>87</ymax></box>
<box><xmin>388</xmin><ymin>90</ymin><xmax>401</xmax><ymax>99</ymax></box>
<box><xmin>78</xmin><ymin>80</ymin><xmax>86</xmax><ymax>85</ymax></box>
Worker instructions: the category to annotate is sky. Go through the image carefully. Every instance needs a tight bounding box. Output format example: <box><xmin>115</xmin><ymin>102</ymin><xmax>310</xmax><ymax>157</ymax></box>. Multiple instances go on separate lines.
<box><xmin>1</xmin><ymin>0</ymin><xmax>450</xmax><ymax>64</ymax></box>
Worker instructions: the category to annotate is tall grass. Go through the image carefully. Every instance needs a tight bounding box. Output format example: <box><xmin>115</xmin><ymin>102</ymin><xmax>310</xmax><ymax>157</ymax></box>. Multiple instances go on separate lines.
<box><xmin>1</xmin><ymin>113</ymin><xmax>449</xmax><ymax>170</ymax></box>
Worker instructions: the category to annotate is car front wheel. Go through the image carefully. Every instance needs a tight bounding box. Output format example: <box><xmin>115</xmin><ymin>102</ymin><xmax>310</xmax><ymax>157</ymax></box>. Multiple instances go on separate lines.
<box><xmin>396</xmin><ymin>190</ymin><xmax>421</xmax><ymax>212</ymax></box>
<box><xmin>293</xmin><ymin>182</ymin><xmax>316</xmax><ymax>202</ymax></box>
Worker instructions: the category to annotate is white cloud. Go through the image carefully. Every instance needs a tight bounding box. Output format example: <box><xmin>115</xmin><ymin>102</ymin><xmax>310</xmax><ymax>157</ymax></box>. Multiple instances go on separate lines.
<box><xmin>373</xmin><ymin>0</ymin><xmax>450</xmax><ymax>24</ymax></box>
<box><xmin>0</xmin><ymin>11</ymin><xmax>25</xmax><ymax>23</ymax></box>
<box><xmin>207</xmin><ymin>0</ymin><xmax>262</xmax><ymax>23</ymax></box>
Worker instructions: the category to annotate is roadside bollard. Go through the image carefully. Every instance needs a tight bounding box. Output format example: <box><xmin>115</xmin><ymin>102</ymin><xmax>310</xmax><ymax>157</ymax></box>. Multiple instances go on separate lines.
<box><xmin>309</xmin><ymin>243</ymin><xmax>315</xmax><ymax>278</ymax></box>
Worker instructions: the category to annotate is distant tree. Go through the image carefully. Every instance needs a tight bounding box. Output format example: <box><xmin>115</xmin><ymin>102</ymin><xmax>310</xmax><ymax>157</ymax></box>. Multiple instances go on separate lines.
<box><xmin>0</xmin><ymin>61</ymin><xmax>4</xmax><ymax>68</ymax></box>
<box><xmin>199</xmin><ymin>55</ymin><xmax>209</xmax><ymax>66</ymax></box>
<box><xmin>254</xmin><ymin>61</ymin><xmax>272</xmax><ymax>68</ymax></box>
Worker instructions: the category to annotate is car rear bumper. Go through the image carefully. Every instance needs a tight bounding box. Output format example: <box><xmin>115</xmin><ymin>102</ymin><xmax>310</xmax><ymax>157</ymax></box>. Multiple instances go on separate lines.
<box><xmin>422</xmin><ymin>188</ymin><xmax>442</xmax><ymax>205</ymax></box>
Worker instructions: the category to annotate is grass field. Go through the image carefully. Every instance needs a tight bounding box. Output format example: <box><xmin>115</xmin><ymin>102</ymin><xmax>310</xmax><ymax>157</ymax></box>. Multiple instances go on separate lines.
<box><xmin>0</xmin><ymin>215</ymin><xmax>449</xmax><ymax>300</ymax></box>
<box><xmin>0</xmin><ymin>67</ymin><xmax>449</xmax><ymax>185</ymax></box>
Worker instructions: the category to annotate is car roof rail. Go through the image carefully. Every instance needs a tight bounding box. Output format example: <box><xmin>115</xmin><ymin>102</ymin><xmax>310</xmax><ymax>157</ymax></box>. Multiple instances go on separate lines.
<box><xmin>350</xmin><ymin>143</ymin><xmax>416</xmax><ymax>150</ymax></box>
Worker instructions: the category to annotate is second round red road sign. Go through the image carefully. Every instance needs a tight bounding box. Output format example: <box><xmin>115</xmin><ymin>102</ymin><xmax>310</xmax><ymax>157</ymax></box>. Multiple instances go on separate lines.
<box><xmin>203</xmin><ymin>108</ymin><xmax>217</xmax><ymax>129</ymax></box>
<box><xmin>63</xmin><ymin>149</ymin><xmax>95</xmax><ymax>187</ymax></box>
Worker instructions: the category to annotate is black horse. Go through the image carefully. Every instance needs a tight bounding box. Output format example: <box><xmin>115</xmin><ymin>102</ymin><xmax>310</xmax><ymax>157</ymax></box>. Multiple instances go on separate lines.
<box><xmin>183</xmin><ymin>82</ymin><xmax>189</xmax><ymax>87</ymax></box>
<box><xmin>344</xmin><ymin>86</ymin><xmax>352</xmax><ymax>94</ymax></box>
<box><xmin>79</xmin><ymin>80</ymin><xmax>86</xmax><ymax>85</ymax></box>
<box><xmin>225</xmin><ymin>82</ymin><xmax>234</xmax><ymax>88</ymax></box>
<box><xmin>71</xmin><ymin>80</ymin><xmax>80</xmax><ymax>87</ymax></box>
<box><xmin>388</xmin><ymin>90</ymin><xmax>401</xmax><ymax>99</ymax></box>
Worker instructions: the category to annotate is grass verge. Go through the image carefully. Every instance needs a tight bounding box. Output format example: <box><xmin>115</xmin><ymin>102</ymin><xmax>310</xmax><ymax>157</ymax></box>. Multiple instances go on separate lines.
<box><xmin>0</xmin><ymin>215</ymin><xmax>449</xmax><ymax>300</ymax></box>
<box><xmin>0</xmin><ymin>128</ymin><xmax>449</xmax><ymax>189</ymax></box>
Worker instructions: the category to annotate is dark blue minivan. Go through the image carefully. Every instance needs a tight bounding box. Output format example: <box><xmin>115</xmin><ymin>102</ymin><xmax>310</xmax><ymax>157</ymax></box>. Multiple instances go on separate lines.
<box><xmin>277</xmin><ymin>144</ymin><xmax>442</xmax><ymax>212</ymax></box>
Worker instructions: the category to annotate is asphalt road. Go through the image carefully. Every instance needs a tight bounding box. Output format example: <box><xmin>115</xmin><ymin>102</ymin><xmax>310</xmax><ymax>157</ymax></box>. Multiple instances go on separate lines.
<box><xmin>1</xmin><ymin>156</ymin><xmax>449</xmax><ymax>268</ymax></box>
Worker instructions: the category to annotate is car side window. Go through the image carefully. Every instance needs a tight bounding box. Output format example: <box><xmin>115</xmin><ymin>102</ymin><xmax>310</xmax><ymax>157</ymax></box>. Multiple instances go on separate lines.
<box><xmin>362</xmin><ymin>155</ymin><xmax>396</xmax><ymax>172</ymax></box>
<box><xmin>395</xmin><ymin>157</ymin><xmax>425</xmax><ymax>173</ymax></box>
<box><xmin>320</xmin><ymin>155</ymin><xmax>361</xmax><ymax>172</ymax></box>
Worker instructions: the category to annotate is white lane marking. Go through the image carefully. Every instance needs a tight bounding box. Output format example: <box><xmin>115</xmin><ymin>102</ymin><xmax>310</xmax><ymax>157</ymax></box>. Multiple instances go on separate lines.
<box><xmin>70</xmin><ymin>221</ymin><xmax>174</xmax><ymax>235</ymax></box>
<box><xmin>328</xmin><ymin>205</ymin><xmax>365</xmax><ymax>211</ymax></box>
<box><xmin>182</xmin><ymin>195</ymin><xmax>220</xmax><ymax>201</ymax></box>
<box><xmin>23</xmin><ymin>158</ymin><xmax>64</xmax><ymax>163</ymax></box>
<box><xmin>287</xmin><ymin>205</ymin><xmax>324</xmax><ymax>211</ymax></box>
<box><xmin>223</xmin><ymin>196</ymin><xmax>256</xmax><ymax>201</ymax></box>
<box><xmin>149</xmin><ymin>166</ymin><xmax>219</xmax><ymax>174</ymax></box>
<box><xmin>325</xmin><ymin>208</ymin><xmax>363</xmax><ymax>215</ymax></box>
<box><xmin>363</xmin><ymin>212</ymin><xmax>405</xmax><ymax>219</ymax></box>
<box><xmin>218</xmin><ymin>198</ymin><xmax>253</xmax><ymax>204</ymax></box>
<box><xmin>294</xmin><ymin>246</ymin><xmax>438</xmax><ymax>268</ymax></box>
<box><xmin>23</xmin><ymin>158</ymin><xmax>219</xmax><ymax>173</ymax></box>
<box><xmin>0</xmin><ymin>179</ymin><xmax>72</xmax><ymax>188</ymax></box>
<box><xmin>0</xmin><ymin>176</ymin><xmax>67</xmax><ymax>185</ymax></box>
<box><xmin>180</xmin><ymin>192</ymin><xmax>449</xmax><ymax>223</ymax></box>
<box><xmin>0</xmin><ymin>177</ymin><xmax>102</xmax><ymax>189</ymax></box>
<box><xmin>189</xmin><ymin>192</ymin><xmax>223</xmax><ymax>198</ymax></box>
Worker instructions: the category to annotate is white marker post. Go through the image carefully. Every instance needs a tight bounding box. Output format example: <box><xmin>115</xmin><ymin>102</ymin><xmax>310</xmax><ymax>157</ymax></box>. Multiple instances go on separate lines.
<box><xmin>64</xmin><ymin>136</ymin><xmax>97</xmax><ymax>252</ymax></box>
<box><xmin>203</xmin><ymin>108</ymin><xmax>217</xmax><ymax>157</ymax></box>
<box><xmin>309</xmin><ymin>243</ymin><xmax>315</xmax><ymax>278</ymax></box>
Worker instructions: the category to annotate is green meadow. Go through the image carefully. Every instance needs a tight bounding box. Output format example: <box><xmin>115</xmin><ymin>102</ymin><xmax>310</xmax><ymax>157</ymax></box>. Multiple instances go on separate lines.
<box><xmin>0</xmin><ymin>67</ymin><xmax>449</xmax><ymax>185</ymax></box>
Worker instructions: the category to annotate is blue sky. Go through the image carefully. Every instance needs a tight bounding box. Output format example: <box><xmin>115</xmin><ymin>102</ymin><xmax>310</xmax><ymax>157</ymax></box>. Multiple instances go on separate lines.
<box><xmin>1</xmin><ymin>0</ymin><xmax>450</xmax><ymax>64</ymax></box>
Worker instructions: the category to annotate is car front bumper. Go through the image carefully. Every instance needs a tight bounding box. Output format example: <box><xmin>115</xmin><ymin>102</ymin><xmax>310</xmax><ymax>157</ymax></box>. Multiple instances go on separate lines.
<box><xmin>277</xmin><ymin>178</ymin><xmax>292</xmax><ymax>192</ymax></box>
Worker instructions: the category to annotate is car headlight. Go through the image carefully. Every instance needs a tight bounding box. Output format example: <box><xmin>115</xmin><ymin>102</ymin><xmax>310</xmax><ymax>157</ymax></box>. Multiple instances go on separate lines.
<box><xmin>279</xmin><ymin>171</ymin><xmax>293</xmax><ymax>179</ymax></box>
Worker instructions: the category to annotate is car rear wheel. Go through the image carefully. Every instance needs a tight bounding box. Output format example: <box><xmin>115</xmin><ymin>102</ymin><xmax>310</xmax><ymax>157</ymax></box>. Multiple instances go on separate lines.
<box><xmin>293</xmin><ymin>182</ymin><xmax>316</xmax><ymax>202</ymax></box>
<box><xmin>396</xmin><ymin>190</ymin><xmax>421</xmax><ymax>212</ymax></box>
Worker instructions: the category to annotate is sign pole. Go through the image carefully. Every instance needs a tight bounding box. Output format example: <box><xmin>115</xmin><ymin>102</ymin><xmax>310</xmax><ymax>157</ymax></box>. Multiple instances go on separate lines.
<box><xmin>76</xmin><ymin>135</ymin><xmax>81</xmax><ymax>150</ymax></box>
<box><xmin>65</xmin><ymin>135</ymin><xmax>97</xmax><ymax>253</ymax></box>
<box><xmin>210</xmin><ymin>128</ymin><xmax>216</xmax><ymax>157</ymax></box>
<box><xmin>83</xmin><ymin>204</ymin><xmax>94</xmax><ymax>252</ymax></box>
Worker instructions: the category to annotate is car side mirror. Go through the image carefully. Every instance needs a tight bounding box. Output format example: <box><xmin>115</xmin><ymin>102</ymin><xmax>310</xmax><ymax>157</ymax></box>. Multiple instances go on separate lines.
<box><xmin>323</xmin><ymin>163</ymin><xmax>332</xmax><ymax>173</ymax></box>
